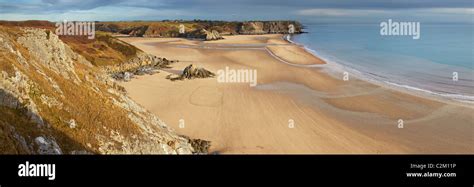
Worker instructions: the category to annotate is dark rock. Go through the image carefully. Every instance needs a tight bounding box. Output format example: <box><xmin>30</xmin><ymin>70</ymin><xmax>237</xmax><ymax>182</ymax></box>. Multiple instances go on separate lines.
<box><xmin>181</xmin><ymin>135</ymin><xmax>211</xmax><ymax>154</ymax></box>
<box><xmin>110</xmin><ymin>53</ymin><xmax>177</xmax><ymax>81</ymax></box>
<box><xmin>166</xmin><ymin>64</ymin><xmax>215</xmax><ymax>81</ymax></box>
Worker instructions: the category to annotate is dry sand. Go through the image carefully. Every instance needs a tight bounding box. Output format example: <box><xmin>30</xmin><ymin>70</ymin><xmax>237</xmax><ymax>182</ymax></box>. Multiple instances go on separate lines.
<box><xmin>119</xmin><ymin>34</ymin><xmax>473</xmax><ymax>154</ymax></box>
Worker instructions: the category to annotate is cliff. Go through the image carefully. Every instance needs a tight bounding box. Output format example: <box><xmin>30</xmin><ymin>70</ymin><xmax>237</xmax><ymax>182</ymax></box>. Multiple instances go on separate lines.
<box><xmin>0</xmin><ymin>24</ymin><xmax>207</xmax><ymax>154</ymax></box>
<box><xmin>96</xmin><ymin>20</ymin><xmax>303</xmax><ymax>40</ymax></box>
<box><xmin>238</xmin><ymin>21</ymin><xmax>303</xmax><ymax>34</ymax></box>
<box><xmin>185</xmin><ymin>29</ymin><xmax>223</xmax><ymax>41</ymax></box>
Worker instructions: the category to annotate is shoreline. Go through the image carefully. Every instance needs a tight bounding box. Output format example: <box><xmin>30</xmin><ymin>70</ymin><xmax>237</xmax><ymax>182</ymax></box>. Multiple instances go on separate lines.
<box><xmin>284</xmin><ymin>34</ymin><xmax>474</xmax><ymax>108</ymax></box>
<box><xmin>119</xmin><ymin>34</ymin><xmax>474</xmax><ymax>154</ymax></box>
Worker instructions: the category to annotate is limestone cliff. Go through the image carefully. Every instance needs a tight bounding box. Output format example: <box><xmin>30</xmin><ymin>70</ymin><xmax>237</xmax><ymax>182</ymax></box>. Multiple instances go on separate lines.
<box><xmin>0</xmin><ymin>26</ymin><xmax>204</xmax><ymax>154</ymax></box>
<box><xmin>186</xmin><ymin>29</ymin><xmax>223</xmax><ymax>41</ymax></box>
<box><xmin>238</xmin><ymin>21</ymin><xmax>303</xmax><ymax>34</ymax></box>
<box><xmin>96</xmin><ymin>20</ymin><xmax>303</xmax><ymax>40</ymax></box>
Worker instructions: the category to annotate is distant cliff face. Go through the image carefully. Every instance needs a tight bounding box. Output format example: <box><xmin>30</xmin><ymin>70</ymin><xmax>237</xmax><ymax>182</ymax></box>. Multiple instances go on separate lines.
<box><xmin>96</xmin><ymin>20</ymin><xmax>303</xmax><ymax>40</ymax></box>
<box><xmin>185</xmin><ymin>29</ymin><xmax>223</xmax><ymax>41</ymax></box>
<box><xmin>0</xmin><ymin>25</ymin><xmax>202</xmax><ymax>154</ymax></box>
<box><xmin>238</xmin><ymin>21</ymin><xmax>303</xmax><ymax>34</ymax></box>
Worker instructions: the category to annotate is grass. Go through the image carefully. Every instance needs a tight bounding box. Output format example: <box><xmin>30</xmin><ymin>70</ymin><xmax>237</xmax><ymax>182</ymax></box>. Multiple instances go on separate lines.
<box><xmin>60</xmin><ymin>31</ymin><xmax>142</xmax><ymax>66</ymax></box>
<box><xmin>0</xmin><ymin>25</ymin><xmax>146</xmax><ymax>154</ymax></box>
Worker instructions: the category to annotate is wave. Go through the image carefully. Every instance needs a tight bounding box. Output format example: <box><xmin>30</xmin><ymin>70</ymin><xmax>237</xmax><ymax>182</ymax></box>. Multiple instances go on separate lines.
<box><xmin>383</xmin><ymin>81</ymin><xmax>474</xmax><ymax>103</ymax></box>
<box><xmin>284</xmin><ymin>34</ymin><xmax>474</xmax><ymax>104</ymax></box>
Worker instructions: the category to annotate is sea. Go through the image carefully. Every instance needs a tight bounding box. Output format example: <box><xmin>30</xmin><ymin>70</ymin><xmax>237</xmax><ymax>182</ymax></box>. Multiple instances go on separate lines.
<box><xmin>290</xmin><ymin>23</ymin><xmax>474</xmax><ymax>103</ymax></box>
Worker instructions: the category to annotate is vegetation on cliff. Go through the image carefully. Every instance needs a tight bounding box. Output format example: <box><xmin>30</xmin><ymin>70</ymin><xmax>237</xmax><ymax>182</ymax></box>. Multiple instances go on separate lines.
<box><xmin>0</xmin><ymin>22</ymin><xmax>207</xmax><ymax>154</ymax></box>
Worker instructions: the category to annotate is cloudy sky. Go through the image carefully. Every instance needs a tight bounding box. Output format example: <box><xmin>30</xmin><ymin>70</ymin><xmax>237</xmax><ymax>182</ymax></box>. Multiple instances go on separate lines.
<box><xmin>0</xmin><ymin>0</ymin><xmax>473</xmax><ymax>23</ymax></box>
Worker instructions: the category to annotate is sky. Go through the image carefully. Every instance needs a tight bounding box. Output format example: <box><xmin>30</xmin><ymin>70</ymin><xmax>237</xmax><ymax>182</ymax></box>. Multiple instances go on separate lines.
<box><xmin>0</xmin><ymin>0</ymin><xmax>473</xmax><ymax>23</ymax></box>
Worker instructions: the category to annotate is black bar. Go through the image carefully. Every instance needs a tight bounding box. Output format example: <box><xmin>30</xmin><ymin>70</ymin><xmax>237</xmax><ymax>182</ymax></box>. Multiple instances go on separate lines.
<box><xmin>0</xmin><ymin>155</ymin><xmax>472</xmax><ymax>186</ymax></box>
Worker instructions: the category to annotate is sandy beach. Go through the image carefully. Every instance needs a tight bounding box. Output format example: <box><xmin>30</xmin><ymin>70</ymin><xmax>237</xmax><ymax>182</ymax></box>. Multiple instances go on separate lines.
<box><xmin>119</xmin><ymin>34</ymin><xmax>473</xmax><ymax>154</ymax></box>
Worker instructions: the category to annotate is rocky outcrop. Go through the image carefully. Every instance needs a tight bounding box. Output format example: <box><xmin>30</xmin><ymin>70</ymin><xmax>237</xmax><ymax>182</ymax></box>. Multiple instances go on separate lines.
<box><xmin>181</xmin><ymin>136</ymin><xmax>211</xmax><ymax>154</ymax></box>
<box><xmin>166</xmin><ymin>64</ymin><xmax>215</xmax><ymax>81</ymax></box>
<box><xmin>35</xmin><ymin>136</ymin><xmax>62</xmax><ymax>154</ymax></box>
<box><xmin>109</xmin><ymin>53</ymin><xmax>177</xmax><ymax>81</ymax></box>
<box><xmin>186</xmin><ymin>29</ymin><xmax>223</xmax><ymax>41</ymax></box>
<box><xmin>0</xmin><ymin>26</ymin><xmax>204</xmax><ymax>154</ymax></box>
<box><xmin>17</xmin><ymin>29</ymin><xmax>84</xmax><ymax>84</ymax></box>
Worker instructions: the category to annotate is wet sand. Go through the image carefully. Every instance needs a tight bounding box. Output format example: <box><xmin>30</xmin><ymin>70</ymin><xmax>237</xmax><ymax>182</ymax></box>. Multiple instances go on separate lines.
<box><xmin>119</xmin><ymin>34</ymin><xmax>473</xmax><ymax>154</ymax></box>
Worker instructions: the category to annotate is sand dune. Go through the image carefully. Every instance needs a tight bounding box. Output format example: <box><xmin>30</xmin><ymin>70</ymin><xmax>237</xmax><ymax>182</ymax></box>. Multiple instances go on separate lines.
<box><xmin>119</xmin><ymin>35</ymin><xmax>473</xmax><ymax>154</ymax></box>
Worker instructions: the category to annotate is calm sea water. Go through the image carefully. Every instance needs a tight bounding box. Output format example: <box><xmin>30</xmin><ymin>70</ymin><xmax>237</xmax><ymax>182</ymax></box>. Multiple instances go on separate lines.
<box><xmin>291</xmin><ymin>23</ymin><xmax>474</xmax><ymax>102</ymax></box>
